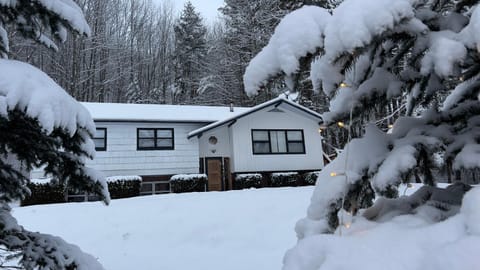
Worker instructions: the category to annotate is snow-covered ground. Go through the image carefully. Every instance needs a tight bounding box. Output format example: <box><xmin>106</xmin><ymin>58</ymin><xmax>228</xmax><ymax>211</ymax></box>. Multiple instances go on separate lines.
<box><xmin>11</xmin><ymin>184</ymin><xmax>478</xmax><ymax>270</ymax></box>
<box><xmin>12</xmin><ymin>187</ymin><xmax>314</xmax><ymax>270</ymax></box>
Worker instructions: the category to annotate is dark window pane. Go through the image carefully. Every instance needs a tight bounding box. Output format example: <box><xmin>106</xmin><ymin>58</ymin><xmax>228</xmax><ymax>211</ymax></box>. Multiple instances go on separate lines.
<box><xmin>94</xmin><ymin>129</ymin><xmax>105</xmax><ymax>138</ymax></box>
<box><xmin>288</xmin><ymin>142</ymin><xmax>305</xmax><ymax>153</ymax></box>
<box><xmin>139</xmin><ymin>138</ymin><xmax>155</xmax><ymax>148</ymax></box>
<box><xmin>141</xmin><ymin>183</ymin><xmax>153</xmax><ymax>192</ymax></box>
<box><xmin>93</xmin><ymin>138</ymin><xmax>105</xmax><ymax>149</ymax></box>
<box><xmin>155</xmin><ymin>183</ymin><xmax>170</xmax><ymax>193</ymax></box>
<box><xmin>157</xmin><ymin>138</ymin><xmax>173</xmax><ymax>148</ymax></box>
<box><xmin>253</xmin><ymin>142</ymin><xmax>270</xmax><ymax>153</ymax></box>
<box><xmin>157</xmin><ymin>130</ymin><xmax>172</xmax><ymax>138</ymax></box>
<box><xmin>287</xmin><ymin>131</ymin><xmax>303</xmax><ymax>141</ymax></box>
<box><xmin>139</xmin><ymin>129</ymin><xmax>155</xmax><ymax>138</ymax></box>
<box><xmin>252</xmin><ymin>131</ymin><xmax>268</xmax><ymax>141</ymax></box>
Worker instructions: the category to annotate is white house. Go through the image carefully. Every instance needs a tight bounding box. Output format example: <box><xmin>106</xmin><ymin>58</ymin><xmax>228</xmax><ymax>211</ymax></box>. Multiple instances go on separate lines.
<box><xmin>32</xmin><ymin>98</ymin><xmax>324</xmax><ymax>194</ymax></box>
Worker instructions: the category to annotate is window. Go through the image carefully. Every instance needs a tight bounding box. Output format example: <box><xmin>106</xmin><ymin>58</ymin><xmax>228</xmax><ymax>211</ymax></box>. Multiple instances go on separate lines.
<box><xmin>251</xmin><ymin>129</ymin><xmax>305</xmax><ymax>154</ymax></box>
<box><xmin>137</xmin><ymin>128</ymin><xmax>174</xmax><ymax>150</ymax></box>
<box><xmin>93</xmin><ymin>128</ymin><xmax>107</xmax><ymax>151</ymax></box>
<box><xmin>140</xmin><ymin>181</ymin><xmax>170</xmax><ymax>195</ymax></box>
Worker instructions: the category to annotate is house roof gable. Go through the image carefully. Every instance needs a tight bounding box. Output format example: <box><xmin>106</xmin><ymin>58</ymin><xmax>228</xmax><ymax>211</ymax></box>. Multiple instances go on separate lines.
<box><xmin>187</xmin><ymin>97</ymin><xmax>323</xmax><ymax>139</ymax></box>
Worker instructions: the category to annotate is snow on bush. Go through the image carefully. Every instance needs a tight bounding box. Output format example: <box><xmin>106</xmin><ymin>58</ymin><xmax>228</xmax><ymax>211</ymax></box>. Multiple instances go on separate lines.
<box><xmin>106</xmin><ymin>176</ymin><xmax>141</xmax><ymax>200</ymax></box>
<box><xmin>271</xmin><ymin>172</ymin><xmax>299</xmax><ymax>187</ymax></box>
<box><xmin>170</xmin><ymin>174</ymin><xmax>207</xmax><ymax>181</ymax></box>
<box><xmin>244</xmin><ymin>6</ymin><xmax>330</xmax><ymax>96</ymax></box>
<box><xmin>105</xmin><ymin>175</ymin><xmax>142</xmax><ymax>183</ymax></box>
<box><xmin>303</xmin><ymin>171</ymin><xmax>320</xmax><ymax>185</ymax></box>
<box><xmin>170</xmin><ymin>174</ymin><xmax>207</xmax><ymax>193</ymax></box>
<box><xmin>234</xmin><ymin>173</ymin><xmax>262</xmax><ymax>189</ymax></box>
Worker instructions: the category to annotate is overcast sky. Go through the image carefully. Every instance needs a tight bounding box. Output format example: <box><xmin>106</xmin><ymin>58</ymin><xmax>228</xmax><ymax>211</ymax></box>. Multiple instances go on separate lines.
<box><xmin>154</xmin><ymin>0</ymin><xmax>225</xmax><ymax>24</ymax></box>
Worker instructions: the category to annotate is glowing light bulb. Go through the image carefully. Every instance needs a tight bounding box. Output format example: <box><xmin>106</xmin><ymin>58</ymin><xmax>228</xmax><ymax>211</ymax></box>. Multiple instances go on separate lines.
<box><xmin>388</xmin><ymin>124</ymin><xmax>394</xmax><ymax>129</ymax></box>
<box><xmin>340</xmin><ymin>82</ymin><xmax>349</xmax><ymax>88</ymax></box>
<box><xmin>337</xmin><ymin>122</ymin><xmax>345</xmax><ymax>128</ymax></box>
<box><xmin>344</xmin><ymin>223</ymin><xmax>351</xmax><ymax>229</ymax></box>
<box><xmin>330</xmin><ymin>172</ymin><xmax>338</xmax><ymax>177</ymax></box>
<box><xmin>318</xmin><ymin>124</ymin><xmax>327</xmax><ymax>133</ymax></box>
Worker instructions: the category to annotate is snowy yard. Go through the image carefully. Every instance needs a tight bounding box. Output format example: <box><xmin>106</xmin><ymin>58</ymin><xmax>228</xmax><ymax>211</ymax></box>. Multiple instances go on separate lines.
<box><xmin>12</xmin><ymin>187</ymin><xmax>314</xmax><ymax>270</ymax></box>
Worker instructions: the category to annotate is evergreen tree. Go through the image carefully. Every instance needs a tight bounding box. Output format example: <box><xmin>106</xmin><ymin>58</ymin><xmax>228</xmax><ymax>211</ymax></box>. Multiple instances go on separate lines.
<box><xmin>0</xmin><ymin>1</ymin><xmax>108</xmax><ymax>269</ymax></box>
<box><xmin>173</xmin><ymin>1</ymin><xmax>207</xmax><ymax>104</ymax></box>
<box><xmin>219</xmin><ymin>0</ymin><xmax>285</xmax><ymax>106</ymax></box>
<box><xmin>246</xmin><ymin>0</ymin><xmax>480</xmax><ymax>233</ymax></box>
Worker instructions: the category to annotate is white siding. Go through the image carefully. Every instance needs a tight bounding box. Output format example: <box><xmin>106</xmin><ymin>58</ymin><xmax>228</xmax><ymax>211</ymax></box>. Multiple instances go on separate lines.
<box><xmin>90</xmin><ymin>122</ymin><xmax>204</xmax><ymax>176</ymax></box>
<box><xmin>230</xmin><ymin>107</ymin><xmax>324</xmax><ymax>173</ymax></box>
<box><xmin>31</xmin><ymin>122</ymin><xmax>205</xmax><ymax>178</ymax></box>
<box><xmin>198</xmin><ymin>125</ymin><xmax>232</xmax><ymax>158</ymax></box>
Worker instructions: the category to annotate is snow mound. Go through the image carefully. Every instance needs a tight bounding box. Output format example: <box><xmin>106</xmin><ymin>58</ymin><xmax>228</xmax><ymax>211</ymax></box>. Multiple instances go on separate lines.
<box><xmin>0</xmin><ymin>59</ymin><xmax>95</xmax><ymax>136</ymax></box>
<box><xmin>462</xmin><ymin>187</ymin><xmax>480</xmax><ymax>235</ymax></box>
<box><xmin>244</xmin><ymin>6</ymin><xmax>330</xmax><ymax>96</ymax></box>
<box><xmin>285</xmin><ymin>187</ymin><xmax>480</xmax><ymax>270</ymax></box>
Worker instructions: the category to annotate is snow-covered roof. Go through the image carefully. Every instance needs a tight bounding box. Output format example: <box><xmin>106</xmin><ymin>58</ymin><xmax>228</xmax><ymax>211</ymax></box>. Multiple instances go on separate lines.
<box><xmin>188</xmin><ymin>97</ymin><xmax>323</xmax><ymax>138</ymax></box>
<box><xmin>81</xmin><ymin>102</ymin><xmax>250</xmax><ymax>123</ymax></box>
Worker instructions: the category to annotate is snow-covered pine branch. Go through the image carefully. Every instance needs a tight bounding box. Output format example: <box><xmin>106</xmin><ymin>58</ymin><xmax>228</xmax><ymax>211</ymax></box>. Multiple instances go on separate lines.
<box><xmin>0</xmin><ymin>2</ymin><xmax>109</xmax><ymax>269</ymax></box>
<box><xmin>245</xmin><ymin>0</ymin><xmax>480</xmax><ymax>236</ymax></box>
<box><xmin>0</xmin><ymin>0</ymin><xmax>91</xmax><ymax>56</ymax></box>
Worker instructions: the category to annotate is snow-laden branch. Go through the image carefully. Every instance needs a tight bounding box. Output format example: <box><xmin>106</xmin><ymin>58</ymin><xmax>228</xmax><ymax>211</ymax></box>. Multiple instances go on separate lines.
<box><xmin>243</xmin><ymin>6</ymin><xmax>330</xmax><ymax>96</ymax></box>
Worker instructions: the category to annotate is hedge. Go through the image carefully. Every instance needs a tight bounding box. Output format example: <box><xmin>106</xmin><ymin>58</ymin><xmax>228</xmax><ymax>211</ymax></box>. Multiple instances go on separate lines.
<box><xmin>234</xmin><ymin>174</ymin><xmax>263</xmax><ymax>189</ymax></box>
<box><xmin>21</xmin><ymin>179</ymin><xmax>66</xmax><ymax>206</ymax></box>
<box><xmin>303</xmin><ymin>171</ymin><xmax>320</xmax><ymax>185</ymax></box>
<box><xmin>170</xmin><ymin>174</ymin><xmax>207</xmax><ymax>193</ymax></box>
<box><xmin>106</xmin><ymin>176</ymin><xmax>141</xmax><ymax>199</ymax></box>
<box><xmin>270</xmin><ymin>172</ymin><xmax>299</xmax><ymax>187</ymax></box>
<box><xmin>22</xmin><ymin>176</ymin><xmax>142</xmax><ymax>206</ymax></box>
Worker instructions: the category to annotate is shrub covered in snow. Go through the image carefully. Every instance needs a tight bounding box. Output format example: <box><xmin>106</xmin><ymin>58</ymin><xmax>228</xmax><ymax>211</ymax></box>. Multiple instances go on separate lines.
<box><xmin>234</xmin><ymin>173</ymin><xmax>263</xmax><ymax>189</ymax></box>
<box><xmin>270</xmin><ymin>172</ymin><xmax>299</xmax><ymax>187</ymax></box>
<box><xmin>303</xmin><ymin>171</ymin><xmax>320</xmax><ymax>185</ymax></box>
<box><xmin>22</xmin><ymin>179</ymin><xmax>66</xmax><ymax>206</ymax></box>
<box><xmin>106</xmin><ymin>176</ymin><xmax>141</xmax><ymax>199</ymax></box>
<box><xmin>170</xmin><ymin>174</ymin><xmax>207</xmax><ymax>193</ymax></box>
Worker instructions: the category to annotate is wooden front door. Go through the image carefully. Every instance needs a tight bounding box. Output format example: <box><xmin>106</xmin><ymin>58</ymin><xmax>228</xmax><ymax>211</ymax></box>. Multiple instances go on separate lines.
<box><xmin>206</xmin><ymin>158</ymin><xmax>223</xmax><ymax>191</ymax></box>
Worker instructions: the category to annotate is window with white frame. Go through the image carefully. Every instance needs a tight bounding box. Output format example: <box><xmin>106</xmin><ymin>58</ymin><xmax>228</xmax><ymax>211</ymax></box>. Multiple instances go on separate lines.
<box><xmin>251</xmin><ymin>129</ymin><xmax>305</xmax><ymax>154</ymax></box>
<box><xmin>137</xmin><ymin>128</ymin><xmax>174</xmax><ymax>150</ymax></box>
<box><xmin>93</xmin><ymin>128</ymin><xmax>107</xmax><ymax>151</ymax></box>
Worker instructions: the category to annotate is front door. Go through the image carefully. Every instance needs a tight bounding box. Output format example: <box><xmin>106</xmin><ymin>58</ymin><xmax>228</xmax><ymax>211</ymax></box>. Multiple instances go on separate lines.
<box><xmin>206</xmin><ymin>158</ymin><xmax>223</xmax><ymax>191</ymax></box>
